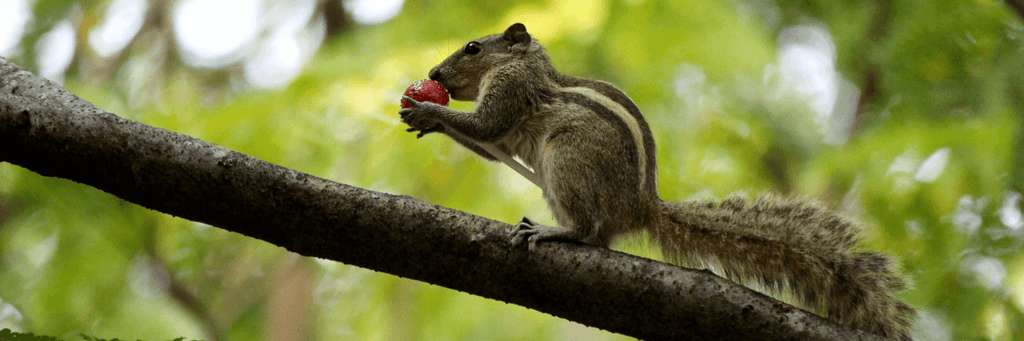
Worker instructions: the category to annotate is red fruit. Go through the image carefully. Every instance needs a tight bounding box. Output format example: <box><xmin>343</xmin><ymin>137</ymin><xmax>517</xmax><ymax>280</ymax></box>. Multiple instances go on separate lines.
<box><xmin>402</xmin><ymin>80</ymin><xmax>449</xmax><ymax>108</ymax></box>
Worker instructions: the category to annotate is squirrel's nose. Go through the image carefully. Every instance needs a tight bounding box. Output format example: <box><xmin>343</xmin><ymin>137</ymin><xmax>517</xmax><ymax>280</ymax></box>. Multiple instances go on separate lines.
<box><xmin>428</xmin><ymin>68</ymin><xmax>441</xmax><ymax>81</ymax></box>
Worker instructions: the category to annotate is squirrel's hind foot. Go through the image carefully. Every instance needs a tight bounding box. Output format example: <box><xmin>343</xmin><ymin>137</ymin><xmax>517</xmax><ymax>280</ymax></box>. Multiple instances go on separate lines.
<box><xmin>510</xmin><ymin>217</ymin><xmax>585</xmax><ymax>251</ymax></box>
<box><xmin>510</xmin><ymin>217</ymin><xmax>543</xmax><ymax>251</ymax></box>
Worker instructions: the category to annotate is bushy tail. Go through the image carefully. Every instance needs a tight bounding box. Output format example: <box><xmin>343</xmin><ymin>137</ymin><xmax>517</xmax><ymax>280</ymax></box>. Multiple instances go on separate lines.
<box><xmin>652</xmin><ymin>194</ymin><xmax>915</xmax><ymax>340</ymax></box>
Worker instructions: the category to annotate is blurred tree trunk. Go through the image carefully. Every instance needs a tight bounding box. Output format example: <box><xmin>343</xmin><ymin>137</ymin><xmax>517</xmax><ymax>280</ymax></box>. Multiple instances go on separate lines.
<box><xmin>320</xmin><ymin>0</ymin><xmax>352</xmax><ymax>40</ymax></box>
<box><xmin>852</xmin><ymin>0</ymin><xmax>892</xmax><ymax>136</ymax></box>
<box><xmin>1008</xmin><ymin>62</ymin><xmax>1024</xmax><ymax>195</ymax></box>
<box><xmin>268</xmin><ymin>256</ymin><xmax>315</xmax><ymax>341</ymax></box>
<box><xmin>1007</xmin><ymin>0</ymin><xmax>1024</xmax><ymax>21</ymax></box>
<box><xmin>1008</xmin><ymin>0</ymin><xmax>1024</xmax><ymax>195</ymax></box>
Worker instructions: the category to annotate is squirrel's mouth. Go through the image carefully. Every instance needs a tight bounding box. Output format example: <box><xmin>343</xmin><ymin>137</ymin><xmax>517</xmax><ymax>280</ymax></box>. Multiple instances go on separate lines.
<box><xmin>427</xmin><ymin>70</ymin><xmax>461</xmax><ymax>101</ymax></box>
<box><xmin>437</xmin><ymin>83</ymin><xmax>455</xmax><ymax>98</ymax></box>
<box><xmin>437</xmin><ymin>83</ymin><xmax>470</xmax><ymax>102</ymax></box>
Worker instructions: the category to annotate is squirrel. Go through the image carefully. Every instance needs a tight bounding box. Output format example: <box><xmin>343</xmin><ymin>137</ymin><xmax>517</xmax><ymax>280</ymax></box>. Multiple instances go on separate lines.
<box><xmin>399</xmin><ymin>23</ymin><xmax>915</xmax><ymax>340</ymax></box>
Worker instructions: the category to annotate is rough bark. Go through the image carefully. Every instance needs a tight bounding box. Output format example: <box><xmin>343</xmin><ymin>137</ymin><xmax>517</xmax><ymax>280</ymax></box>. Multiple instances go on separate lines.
<box><xmin>0</xmin><ymin>57</ymin><xmax>887</xmax><ymax>341</ymax></box>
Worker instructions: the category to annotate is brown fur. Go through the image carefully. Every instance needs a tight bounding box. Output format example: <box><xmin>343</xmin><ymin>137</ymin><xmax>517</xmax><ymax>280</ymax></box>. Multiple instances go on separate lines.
<box><xmin>656</xmin><ymin>195</ymin><xmax>915</xmax><ymax>340</ymax></box>
<box><xmin>399</xmin><ymin>23</ymin><xmax>915</xmax><ymax>340</ymax></box>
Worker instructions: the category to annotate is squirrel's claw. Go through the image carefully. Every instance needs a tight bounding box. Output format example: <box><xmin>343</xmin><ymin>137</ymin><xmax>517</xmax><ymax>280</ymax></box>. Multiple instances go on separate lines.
<box><xmin>404</xmin><ymin>122</ymin><xmax>442</xmax><ymax>138</ymax></box>
<box><xmin>400</xmin><ymin>95</ymin><xmax>421</xmax><ymax>108</ymax></box>
<box><xmin>398</xmin><ymin>96</ymin><xmax>423</xmax><ymax>122</ymax></box>
<box><xmin>417</xmin><ymin>126</ymin><xmax>442</xmax><ymax>138</ymax></box>
<box><xmin>510</xmin><ymin>217</ymin><xmax>543</xmax><ymax>251</ymax></box>
<box><xmin>511</xmin><ymin>217</ymin><xmax>593</xmax><ymax>251</ymax></box>
<box><xmin>399</xmin><ymin>96</ymin><xmax>444</xmax><ymax>137</ymax></box>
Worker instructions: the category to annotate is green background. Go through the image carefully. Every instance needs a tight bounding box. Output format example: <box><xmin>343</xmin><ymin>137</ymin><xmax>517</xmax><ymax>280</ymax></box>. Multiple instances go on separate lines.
<box><xmin>2</xmin><ymin>0</ymin><xmax>1023</xmax><ymax>340</ymax></box>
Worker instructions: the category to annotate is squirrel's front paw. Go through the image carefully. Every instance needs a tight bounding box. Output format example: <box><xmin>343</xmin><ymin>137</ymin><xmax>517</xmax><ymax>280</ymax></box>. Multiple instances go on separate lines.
<box><xmin>399</xmin><ymin>96</ymin><xmax>444</xmax><ymax>137</ymax></box>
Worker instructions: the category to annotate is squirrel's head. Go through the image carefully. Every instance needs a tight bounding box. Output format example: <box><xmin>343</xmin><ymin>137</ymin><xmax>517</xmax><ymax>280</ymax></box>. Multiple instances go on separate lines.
<box><xmin>429</xmin><ymin>23</ymin><xmax>543</xmax><ymax>101</ymax></box>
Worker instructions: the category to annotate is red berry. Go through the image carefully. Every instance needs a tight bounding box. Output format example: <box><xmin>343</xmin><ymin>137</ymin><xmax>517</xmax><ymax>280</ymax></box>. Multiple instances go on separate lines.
<box><xmin>402</xmin><ymin>80</ymin><xmax>450</xmax><ymax>108</ymax></box>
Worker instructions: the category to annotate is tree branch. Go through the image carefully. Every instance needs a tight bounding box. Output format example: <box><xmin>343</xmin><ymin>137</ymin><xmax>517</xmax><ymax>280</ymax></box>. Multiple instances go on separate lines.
<box><xmin>0</xmin><ymin>57</ymin><xmax>886</xmax><ymax>341</ymax></box>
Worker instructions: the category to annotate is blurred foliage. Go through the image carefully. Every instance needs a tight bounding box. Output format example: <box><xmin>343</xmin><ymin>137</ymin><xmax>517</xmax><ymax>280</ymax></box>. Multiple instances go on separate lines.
<box><xmin>1</xmin><ymin>0</ymin><xmax>1024</xmax><ymax>340</ymax></box>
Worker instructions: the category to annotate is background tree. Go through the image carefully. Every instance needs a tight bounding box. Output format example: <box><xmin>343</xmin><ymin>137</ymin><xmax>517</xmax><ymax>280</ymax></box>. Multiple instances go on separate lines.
<box><xmin>1</xmin><ymin>0</ymin><xmax>1022</xmax><ymax>340</ymax></box>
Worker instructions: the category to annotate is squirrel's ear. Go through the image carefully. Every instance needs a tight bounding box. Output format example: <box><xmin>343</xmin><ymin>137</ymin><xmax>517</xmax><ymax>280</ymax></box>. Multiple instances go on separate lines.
<box><xmin>503</xmin><ymin>23</ymin><xmax>531</xmax><ymax>46</ymax></box>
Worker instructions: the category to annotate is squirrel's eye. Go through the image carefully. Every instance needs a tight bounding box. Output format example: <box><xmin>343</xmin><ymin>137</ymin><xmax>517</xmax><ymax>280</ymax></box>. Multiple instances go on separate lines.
<box><xmin>464</xmin><ymin>42</ymin><xmax>481</xmax><ymax>55</ymax></box>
